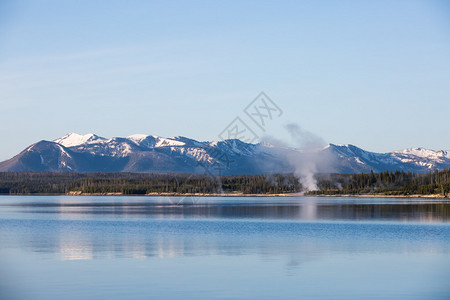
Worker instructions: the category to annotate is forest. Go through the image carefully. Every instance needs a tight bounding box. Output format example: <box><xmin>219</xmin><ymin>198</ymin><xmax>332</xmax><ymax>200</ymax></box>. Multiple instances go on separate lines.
<box><xmin>310</xmin><ymin>169</ymin><xmax>450</xmax><ymax>196</ymax></box>
<box><xmin>0</xmin><ymin>169</ymin><xmax>449</xmax><ymax>196</ymax></box>
<box><xmin>0</xmin><ymin>172</ymin><xmax>300</xmax><ymax>195</ymax></box>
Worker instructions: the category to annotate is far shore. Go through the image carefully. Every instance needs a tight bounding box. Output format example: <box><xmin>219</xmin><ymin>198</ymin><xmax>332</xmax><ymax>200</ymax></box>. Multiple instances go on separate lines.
<box><xmin>1</xmin><ymin>192</ymin><xmax>447</xmax><ymax>199</ymax></box>
<box><xmin>58</xmin><ymin>191</ymin><xmax>448</xmax><ymax>199</ymax></box>
<box><xmin>66</xmin><ymin>191</ymin><xmax>299</xmax><ymax>197</ymax></box>
<box><xmin>312</xmin><ymin>193</ymin><xmax>448</xmax><ymax>199</ymax></box>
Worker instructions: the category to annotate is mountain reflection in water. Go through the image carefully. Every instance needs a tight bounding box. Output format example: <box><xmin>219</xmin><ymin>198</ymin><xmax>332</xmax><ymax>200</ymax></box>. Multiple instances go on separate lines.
<box><xmin>2</xmin><ymin>196</ymin><xmax>449</xmax><ymax>222</ymax></box>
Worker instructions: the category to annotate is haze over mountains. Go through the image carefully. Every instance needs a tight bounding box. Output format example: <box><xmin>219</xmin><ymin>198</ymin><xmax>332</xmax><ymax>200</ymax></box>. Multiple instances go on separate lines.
<box><xmin>0</xmin><ymin>133</ymin><xmax>449</xmax><ymax>174</ymax></box>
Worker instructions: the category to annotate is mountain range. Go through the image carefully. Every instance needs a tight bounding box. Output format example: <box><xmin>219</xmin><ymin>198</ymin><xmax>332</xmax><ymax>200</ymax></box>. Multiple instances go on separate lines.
<box><xmin>0</xmin><ymin>133</ymin><xmax>449</xmax><ymax>174</ymax></box>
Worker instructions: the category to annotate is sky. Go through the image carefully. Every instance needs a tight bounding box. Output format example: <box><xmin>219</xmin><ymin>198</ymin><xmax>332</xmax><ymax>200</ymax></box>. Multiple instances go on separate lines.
<box><xmin>0</xmin><ymin>0</ymin><xmax>449</xmax><ymax>161</ymax></box>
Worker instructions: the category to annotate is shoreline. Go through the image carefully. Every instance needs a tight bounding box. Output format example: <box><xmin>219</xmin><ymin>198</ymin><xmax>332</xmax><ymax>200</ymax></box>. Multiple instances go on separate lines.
<box><xmin>1</xmin><ymin>192</ymin><xmax>447</xmax><ymax>199</ymax></box>
<box><xmin>66</xmin><ymin>191</ymin><xmax>300</xmax><ymax>197</ymax></box>
<box><xmin>311</xmin><ymin>193</ymin><xmax>448</xmax><ymax>199</ymax></box>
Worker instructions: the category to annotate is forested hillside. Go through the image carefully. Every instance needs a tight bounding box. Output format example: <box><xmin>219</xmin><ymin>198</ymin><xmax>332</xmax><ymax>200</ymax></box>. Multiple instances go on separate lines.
<box><xmin>310</xmin><ymin>169</ymin><xmax>450</xmax><ymax>196</ymax></box>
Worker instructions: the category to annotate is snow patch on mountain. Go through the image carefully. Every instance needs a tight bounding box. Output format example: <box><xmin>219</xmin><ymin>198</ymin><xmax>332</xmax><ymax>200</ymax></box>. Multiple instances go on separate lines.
<box><xmin>393</xmin><ymin>148</ymin><xmax>450</xmax><ymax>160</ymax></box>
<box><xmin>155</xmin><ymin>137</ymin><xmax>185</xmax><ymax>148</ymax></box>
<box><xmin>54</xmin><ymin>133</ymin><xmax>105</xmax><ymax>147</ymax></box>
<box><xmin>127</xmin><ymin>134</ymin><xmax>151</xmax><ymax>143</ymax></box>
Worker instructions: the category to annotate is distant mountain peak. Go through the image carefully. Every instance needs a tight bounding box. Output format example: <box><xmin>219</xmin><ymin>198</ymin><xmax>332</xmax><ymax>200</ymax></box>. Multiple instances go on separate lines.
<box><xmin>393</xmin><ymin>147</ymin><xmax>450</xmax><ymax>160</ymax></box>
<box><xmin>54</xmin><ymin>133</ymin><xmax>105</xmax><ymax>147</ymax></box>
<box><xmin>126</xmin><ymin>133</ymin><xmax>151</xmax><ymax>141</ymax></box>
<box><xmin>1</xmin><ymin>134</ymin><xmax>449</xmax><ymax>174</ymax></box>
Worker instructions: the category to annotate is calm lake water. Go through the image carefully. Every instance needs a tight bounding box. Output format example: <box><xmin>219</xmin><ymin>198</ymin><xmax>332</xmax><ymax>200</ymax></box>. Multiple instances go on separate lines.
<box><xmin>0</xmin><ymin>196</ymin><xmax>449</xmax><ymax>300</ymax></box>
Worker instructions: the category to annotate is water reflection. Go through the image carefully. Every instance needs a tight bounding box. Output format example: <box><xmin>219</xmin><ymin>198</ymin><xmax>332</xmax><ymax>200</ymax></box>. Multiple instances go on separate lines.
<box><xmin>59</xmin><ymin>233</ymin><xmax>93</xmax><ymax>260</ymax></box>
<box><xmin>1</xmin><ymin>196</ymin><xmax>449</xmax><ymax>222</ymax></box>
<box><xmin>1</xmin><ymin>217</ymin><xmax>449</xmax><ymax>262</ymax></box>
<box><xmin>1</xmin><ymin>196</ymin><xmax>450</xmax><ymax>300</ymax></box>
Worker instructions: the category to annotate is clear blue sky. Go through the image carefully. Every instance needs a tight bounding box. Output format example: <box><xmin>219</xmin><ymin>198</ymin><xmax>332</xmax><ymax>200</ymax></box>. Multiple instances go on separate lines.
<box><xmin>0</xmin><ymin>0</ymin><xmax>449</xmax><ymax>160</ymax></box>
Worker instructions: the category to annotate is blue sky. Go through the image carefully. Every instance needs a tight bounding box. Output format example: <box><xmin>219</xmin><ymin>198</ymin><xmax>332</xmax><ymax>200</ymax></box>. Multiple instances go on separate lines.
<box><xmin>0</xmin><ymin>0</ymin><xmax>449</xmax><ymax>160</ymax></box>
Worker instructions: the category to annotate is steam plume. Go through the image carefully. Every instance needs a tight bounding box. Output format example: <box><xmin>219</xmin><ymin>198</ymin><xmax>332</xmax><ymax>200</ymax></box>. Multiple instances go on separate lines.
<box><xmin>262</xmin><ymin>123</ymin><xmax>334</xmax><ymax>193</ymax></box>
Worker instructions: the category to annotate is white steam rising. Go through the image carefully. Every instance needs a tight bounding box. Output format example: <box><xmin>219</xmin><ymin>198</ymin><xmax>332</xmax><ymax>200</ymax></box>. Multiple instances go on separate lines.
<box><xmin>262</xmin><ymin>123</ymin><xmax>335</xmax><ymax>193</ymax></box>
<box><xmin>285</xmin><ymin>123</ymin><xmax>326</xmax><ymax>192</ymax></box>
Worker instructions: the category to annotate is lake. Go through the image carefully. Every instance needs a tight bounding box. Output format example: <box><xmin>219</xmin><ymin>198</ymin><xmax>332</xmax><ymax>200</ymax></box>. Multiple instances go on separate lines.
<box><xmin>0</xmin><ymin>196</ymin><xmax>449</xmax><ymax>300</ymax></box>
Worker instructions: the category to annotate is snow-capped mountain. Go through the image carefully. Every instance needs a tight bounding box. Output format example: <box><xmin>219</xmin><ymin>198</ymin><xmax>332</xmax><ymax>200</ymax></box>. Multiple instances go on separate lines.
<box><xmin>0</xmin><ymin>133</ymin><xmax>449</xmax><ymax>174</ymax></box>
<box><xmin>322</xmin><ymin>144</ymin><xmax>450</xmax><ymax>173</ymax></box>
<box><xmin>54</xmin><ymin>133</ymin><xmax>106</xmax><ymax>147</ymax></box>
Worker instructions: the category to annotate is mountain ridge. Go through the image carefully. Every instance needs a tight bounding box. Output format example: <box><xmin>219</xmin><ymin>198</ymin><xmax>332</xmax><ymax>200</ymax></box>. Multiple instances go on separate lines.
<box><xmin>0</xmin><ymin>133</ymin><xmax>449</xmax><ymax>174</ymax></box>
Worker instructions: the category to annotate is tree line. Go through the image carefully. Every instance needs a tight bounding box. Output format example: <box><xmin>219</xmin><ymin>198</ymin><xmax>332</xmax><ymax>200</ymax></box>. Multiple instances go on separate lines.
<box><xmin>0</xmin><ymin>172</ymin><xmax>300</xmax><ymax>195</ymax></box>
<box><xmin>1</xmin><ymin>170</ymin><xmax>449</xmax><ymax>196</ymax></box>
<box><xmin>309</xmin><ymin>169</ymin><xmax>450</xmax><ymax>196</ymax></box>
